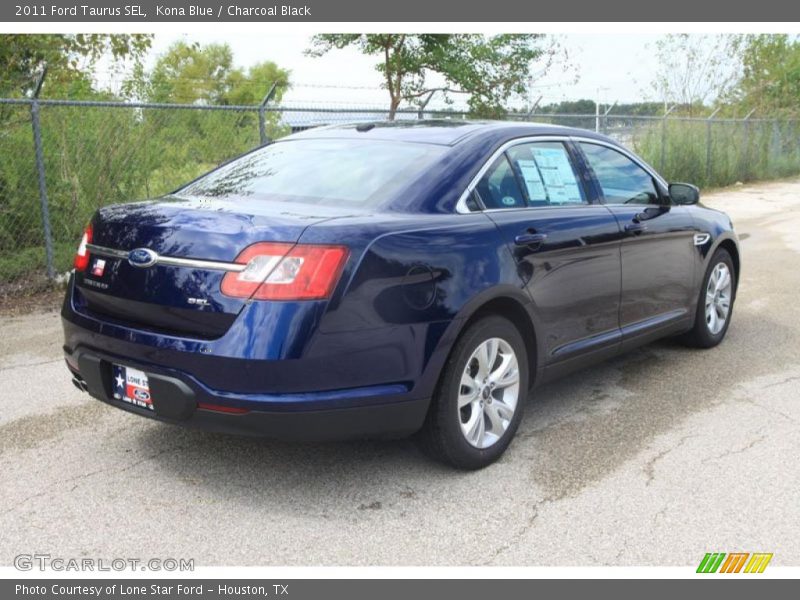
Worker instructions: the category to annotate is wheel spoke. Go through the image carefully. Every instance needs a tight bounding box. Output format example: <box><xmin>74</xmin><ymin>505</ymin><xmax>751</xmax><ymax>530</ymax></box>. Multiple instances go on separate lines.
<box><xmin>707</xmin><ymin>308</ymin><xmax>718</xmax><ymax>333</ymax></box>
<box><xmin>717</xmin><ymin>297</ymin><xmax>730</xmax><ymax>319</ymax></box>
<box><xmin>476</xmin><ymin>339</ymin><xmax>499</xmax><ymax>379</ymax></box>
<box><xmin>485</xmin><ymin>403</ymin><xmax>507</xmax><ymax>435</ymax></box>
<box><xmin>467</xmin><ymin>411</ymin><xmax>485</xmax><ymax>446</ymax></box>
<box><xmin>459</xmin><ymin>372</ymin><xmax>479</xmax><ymax>408</ymax></box>
<box><xmin>716</xmin><ymin>268</ymin><xmax>730</xmax><ymax>293</ymax></box>
<box><xmin>490</xmin><ymin>352</ymin><xmax>519</xmax><ymax>388</ymax></box>
<box><xmin>494</xmin><ymin>397</ymin><xmax>516</xmax><ymax>424</ymax></box>
<box><xmin>715</xmin><ymin>303</ymin><xmax>727</xmax><ymax>322</ymax></box>
<box><xmin>458</xmin><ymin>393</ymin><xmax>476</xmax><ymax>409</ymax></box>
<box><xmin>708</xmin><ymin>269</ymin><xmax>718</xmax><ymax>293</ymax></box>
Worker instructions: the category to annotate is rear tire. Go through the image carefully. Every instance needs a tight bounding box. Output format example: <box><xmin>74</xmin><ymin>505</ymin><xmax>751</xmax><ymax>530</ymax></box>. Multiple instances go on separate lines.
<box><xmin>681</xmin><ymin>248</ymin><xmax>736</xmax><ymax>348</ymax></box>
<box><xmin>418</xmin><ymin>315</ymin><xmax>529</xmax><ymax>470</ymax></box>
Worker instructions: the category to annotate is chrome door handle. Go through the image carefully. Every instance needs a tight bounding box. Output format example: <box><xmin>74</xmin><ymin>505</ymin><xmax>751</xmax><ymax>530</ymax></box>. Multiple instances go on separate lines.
<box><xmin>514</xmin><ymin>232</ymin><xmax>548</xmax><ymax>246</ymax></box>
<box><xmin>625</xmin><ymin>222</ymin><xmax>648</xmax><ymax>233</ymax></box>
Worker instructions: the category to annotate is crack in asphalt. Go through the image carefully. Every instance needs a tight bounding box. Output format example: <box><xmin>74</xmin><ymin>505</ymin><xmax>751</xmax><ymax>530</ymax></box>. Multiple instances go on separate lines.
<box><xmin>762</xmin><ymin>375</ymin><xmax>800</xmax><ymax>389</ymax></box>
<box><xmin>0</xmin><ymin>358</ymin><xmax>61</xmax><ymax>373</ymax></box>
<box><xmin>709</xmin><ymin>432</ymin><xmax>768</xmax><ymax>463</ymax></box>
<box><xmin>3</xmin><ymin>444</ymin><xmax>188</xmax><ymax>516</ymax></box>
<box><xmin>479</xmin><ymin>496</ymin><xmax>552</xmax><ymax>566</ymax></box>
<box><xmin>732</xmin><ymin>395</ymin><xmax>799</xmax><ymax>425</ymax></box>
<box><xmin>642</xmin><ymin>435</ymin><xmax>696</xmax><ymax>487</ymax></box>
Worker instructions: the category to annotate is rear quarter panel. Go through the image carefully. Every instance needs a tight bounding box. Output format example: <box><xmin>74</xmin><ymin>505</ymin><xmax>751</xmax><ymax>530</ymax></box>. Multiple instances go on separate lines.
<box><xmin>299</xmin><ymin>212</ymin><xmax>531</xmax><ymax>400</ymax></box>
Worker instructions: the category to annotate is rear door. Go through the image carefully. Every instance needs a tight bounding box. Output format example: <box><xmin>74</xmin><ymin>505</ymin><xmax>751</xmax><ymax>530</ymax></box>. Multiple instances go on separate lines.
<box><xmin>476</xmin><ymin>139</ymin><xmax>623</xmax><ymax>364</ymax></box>
<box><xmin>576</xmin><ymin>140</ymin><xmax>697</xmax><ymax>339</ymax></box>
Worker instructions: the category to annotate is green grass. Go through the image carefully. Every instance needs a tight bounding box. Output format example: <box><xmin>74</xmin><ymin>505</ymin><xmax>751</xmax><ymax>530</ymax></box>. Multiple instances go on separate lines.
<box><xmin>0</xmin><ymin>242</ymin><xmax>75</xmax><ymax>282</ymax></box>
<box><xmin>632</xmin><ymin>120</ymin><xmax>800</xmax><ymax>189</ymax></box>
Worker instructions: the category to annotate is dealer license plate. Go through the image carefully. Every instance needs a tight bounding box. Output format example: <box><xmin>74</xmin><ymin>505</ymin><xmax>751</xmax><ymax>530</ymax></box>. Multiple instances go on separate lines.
<box><xmin>112</xmin><ymin>364</ymin><xmax>153</xmax><ymax>411</ymax></box>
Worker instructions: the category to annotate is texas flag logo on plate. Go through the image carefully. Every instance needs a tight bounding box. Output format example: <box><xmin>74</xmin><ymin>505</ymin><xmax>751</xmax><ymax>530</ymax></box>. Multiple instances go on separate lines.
<box><xmin>112</xmin><ymin>364</ymin><xmax>153</xmax><ymax>411</ymax></box>
<box><xmin>91</xmin><ymin>258</ymin><xmax>106</xmax><ymax>277</ymax></box>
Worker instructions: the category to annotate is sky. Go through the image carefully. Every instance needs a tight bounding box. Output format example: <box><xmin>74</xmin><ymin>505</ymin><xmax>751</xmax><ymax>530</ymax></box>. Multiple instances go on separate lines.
<box><xmin>119</xmin><ymin>33</ymin><xmax>664</xmax><ymax>109</ymax></box>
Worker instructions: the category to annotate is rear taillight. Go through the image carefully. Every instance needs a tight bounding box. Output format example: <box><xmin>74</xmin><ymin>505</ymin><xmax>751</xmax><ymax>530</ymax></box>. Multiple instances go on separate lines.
<box><xmin>221</xmin><ymin>242</ymin><xmax>349</xmax><ymax>301</ymax></box>
<box><xmin>74</xmin><ymin>224</ymin><xmax>93</xmax><ymax>272</ymax></box>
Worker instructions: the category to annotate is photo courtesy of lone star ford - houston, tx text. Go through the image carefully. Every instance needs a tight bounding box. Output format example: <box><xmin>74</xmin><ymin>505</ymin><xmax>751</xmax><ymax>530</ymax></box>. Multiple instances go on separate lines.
<box><xmin>0</xmin><ymin>0</ymin><xmax>799</xmax><ymax>597</ymax></box>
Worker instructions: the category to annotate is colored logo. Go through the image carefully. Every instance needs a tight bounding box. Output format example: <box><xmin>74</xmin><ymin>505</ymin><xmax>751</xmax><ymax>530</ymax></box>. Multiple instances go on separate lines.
<box><xmin>697</xmin><ymin>552</ymin><xmax>773</xmax><ymax>573</ymax></box>
<box><xmin>128</xmin><ymin>248</ymin><xmax>158</xmax><ymax>268</ymax></box>
<box><xmin>91</xmin><ymin>258</ymin><xmax>106</xmax><ymax>277</ymax></box>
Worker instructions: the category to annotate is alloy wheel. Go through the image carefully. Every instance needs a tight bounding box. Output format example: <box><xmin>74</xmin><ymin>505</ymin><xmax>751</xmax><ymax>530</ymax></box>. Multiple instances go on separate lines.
<box><xmin>458</xmin><ymin>337</ymin><xmax>520</xmax><ymax>449</ymax></box>
<box><xmin>705</xmin><ymin>262</ymin><xmax>732</xmax><ymax>335</ymax></box>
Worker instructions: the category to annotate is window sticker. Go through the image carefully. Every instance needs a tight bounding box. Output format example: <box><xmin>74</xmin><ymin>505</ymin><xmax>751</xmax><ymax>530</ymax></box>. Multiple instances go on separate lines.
<box><xmin>516</xmin><ymin>160</ymin><xmax>547</xmax><ymax>201</ymax></box>
<box><xmin>515</xmin><ymin>147</ymin><xmax>583</xmax><ymax>205</ymax></box>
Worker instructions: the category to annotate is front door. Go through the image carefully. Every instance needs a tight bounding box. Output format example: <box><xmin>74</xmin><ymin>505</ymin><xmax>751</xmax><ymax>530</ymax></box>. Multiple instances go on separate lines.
<box><xmin>576</xmin><ymin>141</ymin><xmax>697</xmax><ymax>337</ymax></box>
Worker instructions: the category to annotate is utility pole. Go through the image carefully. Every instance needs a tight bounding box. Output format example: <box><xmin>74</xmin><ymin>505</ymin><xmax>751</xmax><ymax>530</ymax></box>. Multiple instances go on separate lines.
<box><xmin>258</xmin><ymin>82</ymin><xmax>278</xmax><ymax>145</ymax></box>
<box><xmin>595</xmin><ymin>87</ymin><xmax>610</xmax><ymax>133</ymax></box>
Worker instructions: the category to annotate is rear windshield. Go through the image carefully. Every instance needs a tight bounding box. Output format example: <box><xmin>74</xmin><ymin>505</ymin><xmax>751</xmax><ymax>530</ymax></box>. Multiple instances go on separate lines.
<box><xmin>179</xmin><ymin>138</ymin><xmax>445</xmax><ymax>207</ymax></box>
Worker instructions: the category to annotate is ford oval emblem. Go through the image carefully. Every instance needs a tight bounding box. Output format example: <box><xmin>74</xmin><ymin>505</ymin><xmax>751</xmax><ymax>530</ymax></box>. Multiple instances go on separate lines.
<box><xmin>128</xmin><ymin>248</ymin><xmax>158</xmax><ymax>268</ymax></box>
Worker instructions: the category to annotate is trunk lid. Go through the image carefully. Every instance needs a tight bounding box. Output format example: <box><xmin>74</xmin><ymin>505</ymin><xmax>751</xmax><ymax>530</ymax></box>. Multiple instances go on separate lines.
<box><xmin>75</xmin><ymin>195</ymin><xmax>355</xmax><ymax>338</ymax></box>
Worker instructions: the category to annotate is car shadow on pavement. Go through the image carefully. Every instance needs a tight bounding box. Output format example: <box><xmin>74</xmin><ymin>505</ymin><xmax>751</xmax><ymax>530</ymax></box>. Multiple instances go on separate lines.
<box><xmin>136</xmin><ymin>307</ymin><xmax>790</xmax><ymax>511</ymax></box>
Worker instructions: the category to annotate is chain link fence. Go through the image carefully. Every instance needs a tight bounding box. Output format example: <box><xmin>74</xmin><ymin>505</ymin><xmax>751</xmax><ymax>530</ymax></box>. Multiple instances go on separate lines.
<box><xmin>1</xmin><ymin>96</ymin><xmax>799</xmax><ymax>294</ymax></box>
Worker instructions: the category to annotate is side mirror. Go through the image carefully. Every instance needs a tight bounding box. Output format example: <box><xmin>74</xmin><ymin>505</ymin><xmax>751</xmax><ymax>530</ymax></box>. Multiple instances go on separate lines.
<box><xmin>669</xmin><ymin>182</ymin><xmax>700</xmax><ymax>205</ymax></box>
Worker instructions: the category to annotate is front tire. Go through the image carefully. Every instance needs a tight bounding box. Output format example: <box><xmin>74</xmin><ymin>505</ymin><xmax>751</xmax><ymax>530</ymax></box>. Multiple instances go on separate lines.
<box><xmin>418</xmin><ymin>315</ymin><xmax>529</xmax><ymax>469</ymax></box>
<box><xmin>681</xmin><ymin>247</ymin><xmax>736</xmax><ymax>348</ymax></box>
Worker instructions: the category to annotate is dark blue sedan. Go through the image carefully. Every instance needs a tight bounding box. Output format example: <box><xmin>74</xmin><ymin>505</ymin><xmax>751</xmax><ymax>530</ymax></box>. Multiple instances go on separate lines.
<box><xmin>62</xmin><ymin>121</ymin><xmax>740</xmax><ymax>469</ymax></box>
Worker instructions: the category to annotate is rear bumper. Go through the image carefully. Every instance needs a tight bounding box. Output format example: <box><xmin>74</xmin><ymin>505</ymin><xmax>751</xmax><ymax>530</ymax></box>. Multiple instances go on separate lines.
<box><xmin>66</xmin><ymin>347</ymin><xmax>430</xmax><ymax>441</ymax></box>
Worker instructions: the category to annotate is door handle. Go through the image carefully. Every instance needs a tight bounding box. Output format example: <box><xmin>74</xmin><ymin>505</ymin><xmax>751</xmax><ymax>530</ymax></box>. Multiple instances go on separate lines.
<box><xmin>624</xmin><ymin>222</ymin><xmax>648</xmax><ymax>234</ymax></box>
<box><xmin>514</xmin><ymin>232</ymin><xmax>548</xmax><ymax>246</ymax></box>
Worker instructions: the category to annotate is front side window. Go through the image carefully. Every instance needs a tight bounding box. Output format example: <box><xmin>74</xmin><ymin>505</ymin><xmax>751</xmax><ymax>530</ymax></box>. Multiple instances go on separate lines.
<box><xmin>579</xmin><ymin>142</ymin><xmax>660</xmax><ymax>205</ymax></box>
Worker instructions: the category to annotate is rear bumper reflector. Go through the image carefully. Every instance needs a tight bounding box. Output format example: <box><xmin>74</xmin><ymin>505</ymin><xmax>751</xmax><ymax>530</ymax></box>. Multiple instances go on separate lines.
<box><xmin>197</xmin><ymin>402</ymin><xmax>250</xmax><ymax>415</ymax></box>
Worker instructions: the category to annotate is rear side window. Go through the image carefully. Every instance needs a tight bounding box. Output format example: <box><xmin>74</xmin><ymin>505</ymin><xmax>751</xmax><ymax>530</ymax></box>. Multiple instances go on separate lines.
<box><xmin>179</xmin><ymin>139</ymin><xmax>446</xmax><ymax>207</ymax></box>
<box><xmin>579</xmin><ymin>142</ymin><xmax>659</xmax><ymax>205</ymax></box>
<box><xmin>474</xmin><ymin>155</ymin><xmax>526</xmax><ymax>209</ymax></box>
<box><xmin>507</xmin><ymin>142</ymin><xmax>586</xmax><ymax>206</ymax></box>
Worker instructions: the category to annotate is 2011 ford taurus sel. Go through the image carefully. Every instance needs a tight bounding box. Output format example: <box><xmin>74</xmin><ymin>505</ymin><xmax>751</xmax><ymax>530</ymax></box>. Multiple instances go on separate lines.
<box><xmin>62</xmin><ymin>121</ymin><xmax>739</xmax><ymax>469</ymax></box>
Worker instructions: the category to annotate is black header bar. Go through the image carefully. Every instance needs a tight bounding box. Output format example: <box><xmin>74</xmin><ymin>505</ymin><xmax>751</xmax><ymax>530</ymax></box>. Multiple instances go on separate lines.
<box><xmin>2</xmin><ymin>0</ymin><xmax>799</xmax><ymax>22</ymax></box>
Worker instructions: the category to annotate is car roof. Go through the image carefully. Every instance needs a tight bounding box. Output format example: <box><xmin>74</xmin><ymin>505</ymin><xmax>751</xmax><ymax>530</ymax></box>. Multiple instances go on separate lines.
<box><xmin>284</xmin><ymin>119</ymin><xmax>614</xmax><ymax>147</ymax></box>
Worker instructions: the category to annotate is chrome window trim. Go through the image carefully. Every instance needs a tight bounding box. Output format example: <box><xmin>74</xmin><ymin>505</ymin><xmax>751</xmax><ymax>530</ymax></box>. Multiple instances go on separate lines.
<box><xmin>454</xmin><ymin>134</ymin><xmax>668</xmax><ymax>214</ymax></box>
<box><xmin>86</xmin><ymin>243</ymin><xmax>246</xmax><ymax>272</ymax></box>
<box><xmin>574</xmin><ymin>137</ymin><xmax>669</xmax><ymax>198</ymax></box>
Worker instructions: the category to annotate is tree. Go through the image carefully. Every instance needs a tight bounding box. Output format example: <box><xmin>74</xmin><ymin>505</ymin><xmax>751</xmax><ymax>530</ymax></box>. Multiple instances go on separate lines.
<box><xmin>651</xmin><ymin>34</ymin><xmax>743</xmax><ymax>114</ymax></box>
<box><xmin>306</xmin><ymin>34</ymin><xmax>559</xmax><ymax>119</ymax></box>
<box><xmin>735</xmin><ymin>35</ymin><xmax>800</xmax><ymax>117</ymax></box>
<box><xmin>137</xmin><ymin>41</ymin><xmax>291</xmax><ymax>196</ymax></box>
<box><xmin>0</xmin><ymin>34</ymin><xmax>151</xmax><ymax>98</ymax></box>
<box><xmin>539</xmin><ymin>99</ymin><xmax>596</xmax><ymax>114</ymax></box>
<box><xmin>147</xmin><ymin>41</ymin><xmax>290</xmax><ymax>105</ymax></box>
